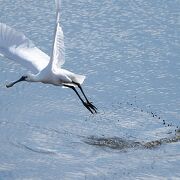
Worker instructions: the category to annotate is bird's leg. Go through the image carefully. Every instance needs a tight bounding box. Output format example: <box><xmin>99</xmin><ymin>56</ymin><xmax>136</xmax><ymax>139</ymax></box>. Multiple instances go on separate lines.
<box><xmin>72</xmin><ymin>82</ymin><xmax>97</xmax><ymax>113</ymax></box>
<box><xmin>63</xmin><ymin>85</ymin><xmax>94</xmax><ymax>114</ymax></box>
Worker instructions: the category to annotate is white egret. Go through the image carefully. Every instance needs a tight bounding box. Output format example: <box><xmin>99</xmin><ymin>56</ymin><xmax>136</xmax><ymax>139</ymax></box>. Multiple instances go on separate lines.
<box><xmin>0</xmin><ymin>0</ymin><xmax>97</xmax><ymax>114</ymax></box>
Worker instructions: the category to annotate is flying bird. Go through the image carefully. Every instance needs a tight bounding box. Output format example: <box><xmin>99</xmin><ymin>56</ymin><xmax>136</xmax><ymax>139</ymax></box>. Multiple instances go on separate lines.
<box><xmin>0</xmin><ymin>0</ymin><xmax>97</xmax><ymax>114</ymax></box>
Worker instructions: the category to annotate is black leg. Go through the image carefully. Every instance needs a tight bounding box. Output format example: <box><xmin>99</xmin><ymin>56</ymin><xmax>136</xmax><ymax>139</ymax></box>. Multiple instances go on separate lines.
<box><xmin>64</xmin><ymin>85</ymin><xmax>94</xmax><ymax>114</ymax></box>
<box><xmin>72</xmin><ymin>82</ymin><xmax>97</xmax><ymax>112</ymax></box>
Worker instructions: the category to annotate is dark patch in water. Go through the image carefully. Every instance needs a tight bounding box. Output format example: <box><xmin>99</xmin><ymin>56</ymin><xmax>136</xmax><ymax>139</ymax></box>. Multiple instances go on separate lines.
<box><xmin>143</xmin><ymin>135</ymin><xmax>180</xmax><ymax>149</ymax></box>
<box><xmin>84</xmin><ymin>133</ymin><xmax>180</xmax><ymax>150</ymax></box>
<box><xmin>84</xmin><ymin>136</ymin><xmax>142</xmax><ymax>150</ymax></box>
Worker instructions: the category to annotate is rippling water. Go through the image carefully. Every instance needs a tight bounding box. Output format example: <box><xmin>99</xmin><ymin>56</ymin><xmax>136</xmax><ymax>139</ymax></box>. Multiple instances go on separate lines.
<box><xmin>0</xmin><ymin>0</ymin><xmax>180</xmax><ymax>179</ymax></box>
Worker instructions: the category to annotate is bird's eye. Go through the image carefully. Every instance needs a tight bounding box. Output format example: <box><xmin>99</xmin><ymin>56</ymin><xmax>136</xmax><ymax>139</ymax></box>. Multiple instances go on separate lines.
<box><xmin>22</xmin><ymin>75</ymin><xmax>28</xmax><ymax>79</ymax></box>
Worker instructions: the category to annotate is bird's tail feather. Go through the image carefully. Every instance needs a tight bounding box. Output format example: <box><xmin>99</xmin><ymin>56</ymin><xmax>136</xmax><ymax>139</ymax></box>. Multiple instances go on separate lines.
<box><xmin>62</xmin><ymin>74</ymin><xmax>86</xmax><ymax>88</ymax></box>
<box><xmin>72</xmin><ymin>74</ymin><xmax>86</xmax><ymax>85</ymax></box>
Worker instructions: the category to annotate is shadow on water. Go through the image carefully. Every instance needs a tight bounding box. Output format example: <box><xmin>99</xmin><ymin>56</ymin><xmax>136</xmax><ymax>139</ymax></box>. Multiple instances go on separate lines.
<box><xmin>83</xmin><ymin>132</ymin><xmax>180</xmax><ymax>150</ymax></box>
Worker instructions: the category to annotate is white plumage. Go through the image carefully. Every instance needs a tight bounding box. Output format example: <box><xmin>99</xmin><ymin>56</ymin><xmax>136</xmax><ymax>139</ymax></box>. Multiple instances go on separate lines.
<box><xmin>0</xmin><ymin>23</ymin><xmax>49</xmax><ymax>73</ymax></box>
<box><xmin>0</xmin><ymin>0</ymin><xmax>97</xmax><ymax>114</ymax></box>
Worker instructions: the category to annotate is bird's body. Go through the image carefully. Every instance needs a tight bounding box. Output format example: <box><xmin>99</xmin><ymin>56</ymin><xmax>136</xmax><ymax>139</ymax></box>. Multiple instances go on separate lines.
<box><xmin>33</xmin><ymin>67</ymin><xmax>85</xmax><ymax>86</ymax></box>
<box><xmin>0</xmin><ymin>0</ymin><xmax>97</xmax><ymax>113</ymax></box>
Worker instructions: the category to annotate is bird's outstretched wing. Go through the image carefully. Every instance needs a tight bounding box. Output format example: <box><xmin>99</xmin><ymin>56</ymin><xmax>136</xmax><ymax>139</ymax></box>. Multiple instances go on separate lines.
<box><xmin>0</xmin><ymin>23</ymin><xmax>50</xmax><ymax>73</ymax></box>
<box><xmin>50</xmin><ymin>0</ymin><xmax>65</xmax><ymax>69</ymax></box>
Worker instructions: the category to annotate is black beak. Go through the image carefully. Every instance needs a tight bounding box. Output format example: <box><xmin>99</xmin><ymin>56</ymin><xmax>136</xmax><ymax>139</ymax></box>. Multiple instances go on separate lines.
<box><xmin>6</xmin><ymin>76</ymin><xmax>26</xmax><ymax>88</ymax></box>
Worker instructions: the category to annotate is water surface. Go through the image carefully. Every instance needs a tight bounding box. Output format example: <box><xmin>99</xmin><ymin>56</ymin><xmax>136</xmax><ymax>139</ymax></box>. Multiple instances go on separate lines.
<box><xmin>0</xmin><ymin>0</ymin><xmax>180</xmax><ymax>179</ymax></box>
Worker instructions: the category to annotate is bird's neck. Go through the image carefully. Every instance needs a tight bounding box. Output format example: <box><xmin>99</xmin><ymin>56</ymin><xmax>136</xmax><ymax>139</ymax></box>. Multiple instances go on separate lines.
<box><xmin>28</xmin><ymin>73</ymin><xmax>41</xmax><ymax>82</ymax></box>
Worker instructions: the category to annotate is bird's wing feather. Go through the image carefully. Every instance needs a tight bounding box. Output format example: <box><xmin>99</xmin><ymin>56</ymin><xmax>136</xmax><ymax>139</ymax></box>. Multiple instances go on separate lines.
<box><xmin>0</xmin><ymin>23</ymin><xmax>50</xmax><ymax>73</ymax></box>
<box><xmin>49</xmin><ymin>0</ymin><xmax>65</xmax><ymax>69</ymax></box>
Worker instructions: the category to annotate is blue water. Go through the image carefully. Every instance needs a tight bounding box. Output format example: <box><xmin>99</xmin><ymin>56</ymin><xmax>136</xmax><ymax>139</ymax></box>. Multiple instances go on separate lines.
<box><xmin>0</xmin><ymin>0</ymin><xmax>180</xmax><ymax>179</ymax></box>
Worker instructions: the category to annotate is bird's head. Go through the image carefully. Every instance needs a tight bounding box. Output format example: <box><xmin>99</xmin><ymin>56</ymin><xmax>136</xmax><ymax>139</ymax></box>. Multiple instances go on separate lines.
<box><xmin>24</xmin><ymin>73</ymin><xmax>36</xmax><ymax>82</ymax></box>
<box><xmin>6</xmin><ymin>73</ymin><xmax>37</xmax><ymax>88</ymax></box>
